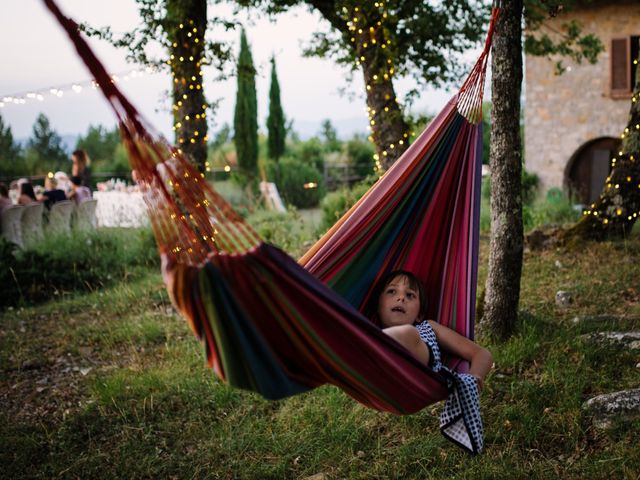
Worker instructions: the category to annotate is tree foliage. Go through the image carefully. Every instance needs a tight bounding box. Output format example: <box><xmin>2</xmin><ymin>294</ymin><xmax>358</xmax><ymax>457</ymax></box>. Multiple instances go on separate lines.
<box><xmin>320</xmin><ymin>119</ymin><xmax>340</xmax><ymax>153</ymax></box>
<box><xmin>24</xmin><ymin>114</ymin><xmax>67</xmax><ymax>175</ymax></box>
<box><xmin>234</xmin><ymin>29</ymin><xmax>259</xmax><ymax>180</ymax></box>
<box><xmin>76</xmin><ymin>125</ymin><xmax>120</xmax><ymax>163</ymax></box>
<box><xmin>81</xmin><ymin>0</ymin><xmax>234</xmax><ymax>74</ymax></box>
<box><xmin>82</xmin><ymin>0</ymin><xmax>235</xmax><ymax>171</ymax></box>
<box><xmin>267</xmin><ymin>56</ymin><xmax>286</xmax><ymax>161</ymax></box>
<box><xmin>523</xmin><ymin>0</ymin><xmax>604</xmax><ymax>74</ymax></box>
<box><xmin>0</xmin><ymin>113</ymin><xmax>23</xmax><ymax>179</ymax></box>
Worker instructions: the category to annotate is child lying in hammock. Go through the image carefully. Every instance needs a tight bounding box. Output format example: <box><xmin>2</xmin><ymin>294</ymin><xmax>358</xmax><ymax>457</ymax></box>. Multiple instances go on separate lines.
<box><xmin>372</xmin><ymin>270</ymin><xmax>493</xmax><ymax>453</ymax></box>
<box><xmin>372</xmin><ymin>270</ymin><xmax>493</xmax><ymax>390</ymax></box>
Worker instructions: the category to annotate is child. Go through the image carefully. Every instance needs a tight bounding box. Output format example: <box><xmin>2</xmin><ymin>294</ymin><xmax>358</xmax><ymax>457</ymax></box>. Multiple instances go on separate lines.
<box><xmin>372</xmin><ymin>270</ymin><xmax>492</xmax><ymax>390</ymax></box>
<box><xmin>68</xmin><ymin>175</ymin><xmax>92</xmax><ymax>204</ymax></box>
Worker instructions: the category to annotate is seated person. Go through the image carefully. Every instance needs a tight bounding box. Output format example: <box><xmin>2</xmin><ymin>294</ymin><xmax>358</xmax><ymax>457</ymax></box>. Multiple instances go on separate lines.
<box><xmin>17</xmin><ymin>182</ymin><xmax>39</xmax><ymax>205</ymax></box>
<box><xmin>68</xmin><ymin>175</ymin><xmax>92</xmax><ymax>204</ymax></box>
<box><xmin>38</xmin><ymin>176</ymin><xmax>67</xmax><ymax>208</ymax></box>
<box><xmin>0</xmin><ymin>183</ymin><xmax>13</xmax><ymax>212</ymax></box>
<box><xmin>54</xmin><ymin>171</ymin><xmax>72</xmax><ymax>194</ymax></box>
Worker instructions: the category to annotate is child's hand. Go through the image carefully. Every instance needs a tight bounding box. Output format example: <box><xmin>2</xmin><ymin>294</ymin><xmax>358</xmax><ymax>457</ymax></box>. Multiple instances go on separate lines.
<box><xmin>160</xmin><ymin>250</ymin><xmax>178</xmax><ymax>289</ymax></box>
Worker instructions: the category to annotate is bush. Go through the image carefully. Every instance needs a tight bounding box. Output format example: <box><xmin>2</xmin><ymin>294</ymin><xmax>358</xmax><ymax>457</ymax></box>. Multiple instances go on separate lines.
<box><xmin>0</xmin><ymin>228</ymin><xmax>158</xmax><ymax>308</ymax></box>
<box><xmin>247</xmin><ymin>208</ymin><xmax>315</xmax><ymax>258</ymax></box>
<box><xmin>346</xmin><ymin>137</ymin><xmax>375</xmax><ymax>178</ymax></box>
<box><xmin>523</xmin><ymin>188</ymin><xmax>581</xmax><ymax>230</ymax></box>
<box><xmin>266</xmin><ymin>157</ymin><xmax>326</xmax><ymax>209</ymax></box>
<box><xmin>521</xmin><ymin>169</ymin><xmax>540</xmax><ymax>206</ymax></box>
<box><xmin>211</xmin><ymin>180</ymin><xmax>249</xmax><ymax>209</ymax></box>
<box><xmin>320</xmin><ymin>181</ymin><xmax>373</xmax><ymax>232</ymax></box>
<box><xmin>290</xmin><ymin>138</ymin><xmax>325</xmax><ymax>172</ymax></box>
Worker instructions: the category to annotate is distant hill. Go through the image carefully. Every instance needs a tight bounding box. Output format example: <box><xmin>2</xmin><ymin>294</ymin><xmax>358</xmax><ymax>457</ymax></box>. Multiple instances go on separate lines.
<box><xmin>289</xmin><ymin>116</ymin><xmax>368</xmax><ymax>140</ymax></box>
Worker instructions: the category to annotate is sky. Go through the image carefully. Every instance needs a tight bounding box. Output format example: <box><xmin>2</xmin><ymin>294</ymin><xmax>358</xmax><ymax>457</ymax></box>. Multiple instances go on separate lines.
<box><xmin>0</xmin><ymin>0</ymin><xmax>454</xmax><ymax>144</ymax></box>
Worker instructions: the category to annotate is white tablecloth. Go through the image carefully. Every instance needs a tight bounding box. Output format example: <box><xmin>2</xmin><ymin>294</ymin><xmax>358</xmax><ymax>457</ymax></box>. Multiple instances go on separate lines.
<box><xmin>93</xmin><ymin>191</ymin><xmax>149</xmax><ymax>228</ymax></box>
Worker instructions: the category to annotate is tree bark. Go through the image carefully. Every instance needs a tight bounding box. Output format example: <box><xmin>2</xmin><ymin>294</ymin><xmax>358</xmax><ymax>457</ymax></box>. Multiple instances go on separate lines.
<box><xmin>168</xmin><ymin>0</ymin><xmax>208</xmax><ymax>173</ymax></box>
<box><xmin>563</xmin><ymin>41</ymin><xmax>640</xmax><ymax>242</ymax></box>
<box><xmin>483</xmin><ymin>0</ymin><xmax>524</xmax><ymax>341</ymax></box>
<box><xmin>308</xmin><ymin>0</ymin><xmax>409</xmax><ymax>170</ymax></box>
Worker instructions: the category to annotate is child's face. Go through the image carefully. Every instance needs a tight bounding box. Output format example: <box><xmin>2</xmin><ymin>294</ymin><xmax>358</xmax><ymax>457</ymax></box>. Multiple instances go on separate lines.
<box><xmin>377</xmin><ymin>275</ymin><xmax>421</xmax><ymax>327</ymax></box>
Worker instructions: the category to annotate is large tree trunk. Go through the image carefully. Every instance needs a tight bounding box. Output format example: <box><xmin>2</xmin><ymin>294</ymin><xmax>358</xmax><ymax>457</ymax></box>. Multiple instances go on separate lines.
<box><xmin>309</xmin><ymin>0</ymin><xmax>409</xmax><ymax>170</ymax></box>
<box><xmin>563</xmin><ymin>42</ymin><xmax>640</xmax><ymax>242</ymax></box>
<box><xmin>482</xmin><ymin>0</ymin><xmax>524</xmax><ymax>341</ymax></box>
<box><xmin>167</xmin><ymin>0</ymin><xmax>208</xmax><ymax>173</ymax></box>
<box><xmin>351</xmin><ymin>4</ymin><xmax>409</xmax><ymax>170</ymax></box>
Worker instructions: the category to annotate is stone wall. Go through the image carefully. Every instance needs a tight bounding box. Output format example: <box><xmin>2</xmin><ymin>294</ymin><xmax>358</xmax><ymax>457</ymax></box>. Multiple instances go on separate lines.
<box><xmin>524</xmin><ymin>2</ymin><xmax>640</xmax><ymax>193</ymax></box>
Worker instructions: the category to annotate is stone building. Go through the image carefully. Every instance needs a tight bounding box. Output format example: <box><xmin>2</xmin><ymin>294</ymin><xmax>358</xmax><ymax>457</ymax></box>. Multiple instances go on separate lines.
<box><xmin>524</xmin><ymin>1</ymin><xmax>640</xmax><ymax>205</ymax></box>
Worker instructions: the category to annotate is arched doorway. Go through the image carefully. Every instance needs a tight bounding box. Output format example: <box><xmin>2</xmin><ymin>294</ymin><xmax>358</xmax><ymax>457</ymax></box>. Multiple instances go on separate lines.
<box><xmin>564</xmin><ymin>137</ymin><xmax>621</xmax><ymax>205</ymax></box>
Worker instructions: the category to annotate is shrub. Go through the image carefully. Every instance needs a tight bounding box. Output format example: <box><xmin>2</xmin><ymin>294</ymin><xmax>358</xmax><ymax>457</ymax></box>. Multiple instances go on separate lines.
<box><xmin>247</xmin><ymin>208</ymin><xmax>316</xmax><ymax>258</ymax></box>
<box><xmin>212</xmin><ymin>180</ymin><xmax>249</xmax><ymax>209</ymax></box>
<box><xmin>0</xmin><ymin>228</ymin><xmax>158</xmax><ymax>308</ymax></box>
<box><xmin>346</xmin><ymin>137</ymin><xmax>375</xmax><ymax>178</ymax></box>
<box><xmin>521</xmin><ymin>169</ymin><xmax>540</xmax><ymax>206</ymax></box>
<box><xmin>523</xmin><ymin>188</ymin><xmax>581</xmax><ymax>230</ymax></box>
<box><xmin>320</xmin><ymin>181</ymin><xmax>373</xmax><ymax>232</ymax></box>
<box><xmin>266</xmin><ymin>157</ymin><xmax>326</xmax><ymax>209</ymax></box>
<box><xmin>290</xmin><ymin>137</ymin><xmax>325</xmax><ymax>172</ymax></box>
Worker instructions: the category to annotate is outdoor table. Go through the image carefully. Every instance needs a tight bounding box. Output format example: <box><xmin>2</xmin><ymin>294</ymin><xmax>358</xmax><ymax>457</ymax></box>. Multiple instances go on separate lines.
<box><xmin>93</xmin><ymin>191</ymin><xmax>149</xmax><ymax>228</ymax></box>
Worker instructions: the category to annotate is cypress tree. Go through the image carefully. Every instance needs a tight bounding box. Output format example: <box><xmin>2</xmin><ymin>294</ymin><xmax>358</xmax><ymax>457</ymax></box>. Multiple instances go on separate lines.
<box><xmin>267</xmin><ymin>56</ymin><xmax>286</xmax><ymax>161</ymax></box>
<box><xmin>234</xmin><ymin>29</ymin><xmax>258</xmax><ymax>181</ymax></box>
<box><xmin>0</xmin><ymin>113</ymin><xmax>22</xmax><ymax>178</ymax></box>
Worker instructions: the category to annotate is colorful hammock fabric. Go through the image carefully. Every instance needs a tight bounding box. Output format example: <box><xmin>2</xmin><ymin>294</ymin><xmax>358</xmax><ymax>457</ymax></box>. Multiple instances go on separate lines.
<box><xmin>44</xmin><ymin>0</ymin><xmax>498</xmax><ymax>452</ymax></box>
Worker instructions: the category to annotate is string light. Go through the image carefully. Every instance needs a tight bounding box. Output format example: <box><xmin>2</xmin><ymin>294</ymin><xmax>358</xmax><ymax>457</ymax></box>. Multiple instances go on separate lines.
<box><xmin>340</xmin><ymin>1</ymin><xmax>410</xmax><ymax>173</ymax></box>
<box><xmin>0</xmin><ymin>67</ymin><xmax>158</xmax><ymax>109</ymax></box>
<box><xmin>169</xmin><ymin>18</ymin><xmax>208</xmax><ymax>151</ymax></box>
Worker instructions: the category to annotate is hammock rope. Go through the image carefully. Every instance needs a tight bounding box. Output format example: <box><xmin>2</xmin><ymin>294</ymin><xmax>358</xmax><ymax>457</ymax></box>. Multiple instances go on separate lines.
<box><xmin>44</xmin><ymin>0</ymin><xmax>499</xmax><ymax>416</ymax></box>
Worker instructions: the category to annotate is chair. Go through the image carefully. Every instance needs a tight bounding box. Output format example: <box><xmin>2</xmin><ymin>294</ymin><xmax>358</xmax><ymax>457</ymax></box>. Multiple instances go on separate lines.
<box><xmin>47</xmin><ymin>200</ymin><xmax>74</xmax><ymax>236</ymax></box>
<box><xmin>21</xmin><ymin>202</ymin><xmax>44</xmax><ymax>247</ymax></box>
<box><xmin>73</xmin><ymin>198</ymin><xmax>98</xmax><ymax>231</ymax></box>
<box><xmin>1</xmin><ymin>205</ymin><xmax>25</xmax><ymax>248</ymax></box>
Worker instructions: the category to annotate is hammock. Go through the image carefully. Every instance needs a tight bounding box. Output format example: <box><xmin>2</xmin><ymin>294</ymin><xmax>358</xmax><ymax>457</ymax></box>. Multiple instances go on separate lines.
<box><xmin>44</xmin><ymin>0</ymin><xmax>497</xmax><ymax>415</ymax></box>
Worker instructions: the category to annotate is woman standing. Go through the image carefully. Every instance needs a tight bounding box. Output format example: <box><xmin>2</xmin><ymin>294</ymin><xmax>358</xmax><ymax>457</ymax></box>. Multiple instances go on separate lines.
<box><xmin>71</xmin><ymin>149</ymin><xmax>92</xmax><ymax>189</ymax></box>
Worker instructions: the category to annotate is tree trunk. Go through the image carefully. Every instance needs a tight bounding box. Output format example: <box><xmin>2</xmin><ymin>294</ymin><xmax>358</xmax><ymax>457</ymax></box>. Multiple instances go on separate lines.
<box><xmin>563</xmin><ymin>42</ymin><xmax>640</xmax><ymax>242</ymax></box>
<box><xmin>309</xmin><ymin>0</ymin><xmax>409</xmax><ymax>171</ymax></box>
<box><xmin>482</xmin><ymin>0</ymin><xmax>524</xmax><ymax>341</ymax></box>
<box><xmin>167</xmin><ymin>0</ymin><xmax>208</xmax><ymax>173</ymax></box>
<box><xmin>352</xmin><ymin>4</ymin><xmax>409</xmax><ymax>170</ymax></box>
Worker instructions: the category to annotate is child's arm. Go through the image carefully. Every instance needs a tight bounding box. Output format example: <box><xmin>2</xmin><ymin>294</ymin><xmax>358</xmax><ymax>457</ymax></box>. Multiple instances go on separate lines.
<box><xmin>428</xmin><ymin>320</ymin><xmax>493</xmax><ymax>389</ymax></box>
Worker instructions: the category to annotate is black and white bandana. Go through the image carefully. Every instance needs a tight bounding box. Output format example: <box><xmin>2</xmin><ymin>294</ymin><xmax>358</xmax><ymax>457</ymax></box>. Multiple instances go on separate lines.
<box><xmin>416</xmin><ymin>321</ymin><xmax>484</xmax><ymax>455</ymax></box>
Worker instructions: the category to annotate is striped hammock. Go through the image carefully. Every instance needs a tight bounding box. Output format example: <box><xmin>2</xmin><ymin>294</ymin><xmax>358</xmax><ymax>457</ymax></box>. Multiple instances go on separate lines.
<box><xmin>45</xmin><ymin>0</ymin><xmax>497</xmax><ymax>415</ymax></box>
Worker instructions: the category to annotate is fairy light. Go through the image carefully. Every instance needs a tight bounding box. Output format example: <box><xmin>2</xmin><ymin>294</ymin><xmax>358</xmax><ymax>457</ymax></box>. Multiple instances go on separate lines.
<box><xmin>340</xmin><ymin>2</ymin><xmax>409</xmax><ymax>173</ymax></box>
<box><xmin>0</xmin><ymin>67</ymin><xmax>157</xmax><ymax>108</ymax></box>
<box><xmin>169</xmin><ymin>19</ymin><xmax>209</xmax><ymax>156</ymax></box>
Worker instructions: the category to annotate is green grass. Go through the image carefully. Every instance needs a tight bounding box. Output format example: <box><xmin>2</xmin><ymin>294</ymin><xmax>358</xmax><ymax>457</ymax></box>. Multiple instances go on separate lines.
<box><xmin>1</xmin><ymin>235</ymin><xmax>640</xmax><ymax>478</ymax></box>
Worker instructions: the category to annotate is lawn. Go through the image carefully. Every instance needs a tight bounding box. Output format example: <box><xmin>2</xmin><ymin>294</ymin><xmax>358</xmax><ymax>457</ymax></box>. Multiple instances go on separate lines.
<box><xmin>1</xmin><ymin>232</ymin><xmax>639</xmax><ymax>479</ymax></box>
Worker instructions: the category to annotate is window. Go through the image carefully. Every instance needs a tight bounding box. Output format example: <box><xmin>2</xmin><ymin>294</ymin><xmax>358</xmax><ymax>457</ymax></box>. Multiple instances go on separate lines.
<box><xmin>611</xmin><ymin>36</ymin><xmax>639</xmax><ymax>98</ymax></box>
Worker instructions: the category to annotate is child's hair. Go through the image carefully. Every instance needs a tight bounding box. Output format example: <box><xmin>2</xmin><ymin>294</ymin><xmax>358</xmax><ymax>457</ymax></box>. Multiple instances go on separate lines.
<box><xmin>366</xmin><ymin>270</ymin><xmax>428</xmax><ymax>323</ymax></box>
<box><xmin>70</xmin><ymin>175</ymin><xmax>82</xmax><ymax>186</ymax></box>
<box><xmin>0</xmin><ymin>182</ymin><xmax>8</xmax><ymax>197</ymax></box>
